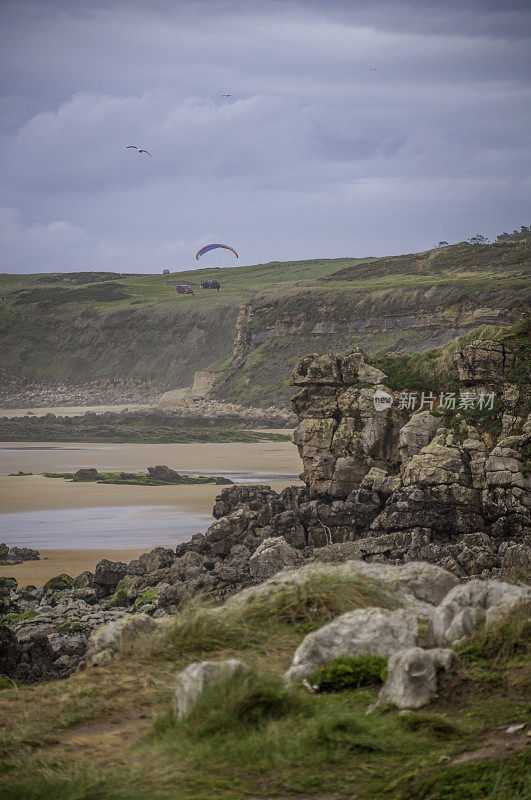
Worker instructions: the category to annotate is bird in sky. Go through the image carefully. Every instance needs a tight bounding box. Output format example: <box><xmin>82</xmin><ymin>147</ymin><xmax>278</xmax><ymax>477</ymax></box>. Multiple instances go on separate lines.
<box><xmin>221</xmin><ymin>94</ymin><xmax>231</xmax><ymax>99</ymax></box>
<box><xmin>368</xmin><ymin>67</ymin><xmax>376</xmax><ymax>71</ymax></box>
<box><xmin>126</xmin><ymin>145</ymin><xmax>153</xmax><ymax>157</ymax></box>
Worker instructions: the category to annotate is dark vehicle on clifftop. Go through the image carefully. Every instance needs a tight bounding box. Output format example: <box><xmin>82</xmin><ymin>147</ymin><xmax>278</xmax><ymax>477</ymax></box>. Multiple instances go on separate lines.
<box><xmin>201</xmin><ymin>279</ymin><xmax>221</xmax><ymax>290</ymax></box>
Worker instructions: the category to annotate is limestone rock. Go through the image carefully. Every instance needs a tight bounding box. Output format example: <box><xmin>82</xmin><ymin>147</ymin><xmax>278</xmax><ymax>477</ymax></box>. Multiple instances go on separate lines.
<box><xmin>173</xmin><ymin>659</ymin><xmax>248</xmax><ymax>720</ymax></box>
<box><xmin>454</xmin><ymin>340</ymin><xmax>518</xmax><ymax>385</ymax></box>
<box><xmin>86</xmin><ymin>613</ymin><xmax>157</xmax><ymax>665</ymax></box>
<box><xmin>147</xmin><ymin>465</ymin><xmax>183</xmax><ymax>482</ymax></box>
<box><xmin>291</xmin><ymin>353</ymin><xmax>342</xmax><ymax>386</ymax></box>
<box><xmin>75</xmin><ymin>468</ymin><xmax>98</xmax><ymax>480</ymax></box>
<box><xmin>285</xmin><ymin>607</ymin><xmax>418</xmax><ymax>684</ymax></box>
<box><xmin>425</xmin><ymin>580</ymin><xmax>531</xmax><ymax>647</ymax></box>
<box><xmin>378</xmin><ymin>647</ymin><xmax>461</xmax><ymax>709</ymax></box>
<box><xmin>249</xmin><ymin>537</ymin><xmax>304</xmax><ymax>579</ymax></box>
<box><xmin>500</xmin><ymin>544</ymin><xmax>531</xmax><ymax>582</ymax></box>
<box><xmin>399</xmin><ymin>411</ymin><xmax>442</xmax><ymax>465</ymax></box>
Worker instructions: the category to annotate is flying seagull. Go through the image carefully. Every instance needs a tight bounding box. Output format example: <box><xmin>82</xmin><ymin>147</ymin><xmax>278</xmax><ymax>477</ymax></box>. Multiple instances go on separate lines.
<box><xmin>368</xmin><ymin>67</ymin><xmax>376</xmax><ymax>71</ymax></box>
<box><xmin>126</xmin><ymin>145</ymin><xmax>153</xmax><ymax>157</ymax></box>
<box><xmin>221</xmin><ymin>94</ymin><xmax>231</xmax><ymax>99</ymax></box>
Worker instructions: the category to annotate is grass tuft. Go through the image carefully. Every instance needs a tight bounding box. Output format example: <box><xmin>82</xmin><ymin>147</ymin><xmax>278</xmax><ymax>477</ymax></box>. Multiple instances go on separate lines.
<box><xmin>456</xmin><ymin>605</ymin><xmax>531</xmax><ymax>667</ymax></box>
<box><xmin>309</xmin><ymin>655</ymin><xmax>388</xmax><ymax>692</ymax></box>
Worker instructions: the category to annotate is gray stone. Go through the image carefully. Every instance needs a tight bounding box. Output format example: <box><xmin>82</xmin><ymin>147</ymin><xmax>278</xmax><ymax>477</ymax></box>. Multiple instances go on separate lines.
<box><xmin>285</xmin><ymin>607</ymin><xmax>418</xmax><ymax>683</ymax></box>
<box><xmin>377</xmin><ymin>647</ymin><xmax>461</xmax><ymax>709</ymax></box>
<box><xmin>86</xmin><ymin>613</ymin><xmax>157</xmax><ymax>665</ymax></box>
<box><xmin>173</xmin><ymin>659</ymin><xmax>248</xmax><ymax>720</ymax></box>
<box><xmin>249</xmin><ymin>537</ymin><xmax>304</xmax><ymax>580</ymax></box>
<box><xmin>426</xmin><ymin>579</ymin><xmax>531</xmax><ymax>647</ymax></box>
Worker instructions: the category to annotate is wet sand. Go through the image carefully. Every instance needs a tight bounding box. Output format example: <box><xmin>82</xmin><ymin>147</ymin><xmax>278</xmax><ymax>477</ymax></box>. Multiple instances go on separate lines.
<box><xmin>0</xmin><ymin>437</ymin><xmax>302</xmax><ymax>586</ymax></box>
<box><xmin>3</xmin><ymin>549</ymin><xmax>147</xmax><ymax>588</ymax></box>
<box><xmin>0</xmin><ymin>474</ymin><xmax>232</xmax><ymax>513</ymax></box>
<box><xmin>0</xmin><ymin>439</ymin><xmax>300</xmax><ymax>477</ymax></box>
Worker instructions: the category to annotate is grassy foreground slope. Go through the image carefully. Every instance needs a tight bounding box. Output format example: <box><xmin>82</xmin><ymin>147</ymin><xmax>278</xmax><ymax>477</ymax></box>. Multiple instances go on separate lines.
<box><xmin>0</xmin><ymin>239</ymin><xmax>528</xmax><ymax>405</ymax></box>
<box><xmin>0</xmin><ymin>573</ymin><xmax>529</xmax><ymax>800</ymax></box>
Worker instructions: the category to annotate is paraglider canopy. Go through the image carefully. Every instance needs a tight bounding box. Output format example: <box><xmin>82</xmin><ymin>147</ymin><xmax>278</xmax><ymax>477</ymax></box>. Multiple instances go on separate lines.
<box><xmin>196</xmin><ymin>243</ymin><xmax>238</xmax><ymax>260</ymax></box>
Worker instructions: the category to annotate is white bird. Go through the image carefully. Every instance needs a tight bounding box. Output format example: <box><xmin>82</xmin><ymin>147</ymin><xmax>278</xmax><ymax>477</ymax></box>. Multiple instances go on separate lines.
<box><xmin>126</xmin><ymin>145</ymin><xmax>153</xmax><ymax>157</ymax></box>
<box><xmin>221</xmin><ymin>94</ymin><xmax>231</xmax><ymax>99</ymax></box>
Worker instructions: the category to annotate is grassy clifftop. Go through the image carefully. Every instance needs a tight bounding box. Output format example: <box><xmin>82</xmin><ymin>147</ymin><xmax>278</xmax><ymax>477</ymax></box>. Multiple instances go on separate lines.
<box><xmin>0</xmin><ymin>240</ymin><xmax>528</xmax><ymax>405</ymax></box>
<box><xmin>0</xmin><ymin>571</ymin><xmax>529</xmax><ymax>799</ymax></box>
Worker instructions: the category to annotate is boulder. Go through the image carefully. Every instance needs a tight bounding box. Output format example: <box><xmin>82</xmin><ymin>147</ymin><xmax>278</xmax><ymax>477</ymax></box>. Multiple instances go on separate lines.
<box><xmin>426</xmin><ymin>580</ymin><xmax>531</xmax><ymax>647</ymax></box>
<box><xmin>285</xmin><ymin>607</ymin><xmax>418</xmax><ymax>684</ymax></box>
<box><xmin>138</xmin><ymin>547</ymin><xmax>176</xmax><ymax>573</ymax></box>
<box><xmin>86</xmin><ymin>613</ymin><xmax>157</xmax><ymax>665</ymax></box>
<box><xmin>147</xmin><ymin>465</ymin><xmax>182</xmax><ymax>482</ymax></box>
<box><xmin>43</xmin><ymin>573</ymin><xmax>74</xmax><ymax>594</ymax></box>
<box><xmin>377</xmin><ymin>647</ymin><xmax>461</xmax><ymax>709</ymax></box>
<box><xmin>93</xmin><ymin>559</ymin><xmax>128</xmax><ymax>591</ymax></box>
<box><xmin>249</xmin><ymin>537</ymin><xmax>304</xmax><ymax>580</ymax></box>
<box><xmin>75</xmin><ymin>468</ymin><xmax>99</xmax><ymax>480</ymax></box>
<box><xmin>173</xmin><ymin>659</ymin><xmax>248</xmax><ymax>720</ymax></box>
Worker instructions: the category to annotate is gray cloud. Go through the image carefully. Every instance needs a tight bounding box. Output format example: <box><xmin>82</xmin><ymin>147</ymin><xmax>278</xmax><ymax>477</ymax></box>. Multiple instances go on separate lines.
<box><xmin>0</xmin><ymin>0</ymin><xmax>529</xmax><ymax>272</ymax></box>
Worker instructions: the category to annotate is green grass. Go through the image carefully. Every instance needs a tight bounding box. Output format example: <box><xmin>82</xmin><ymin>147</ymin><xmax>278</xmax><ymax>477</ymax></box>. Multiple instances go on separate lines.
<box><xmin>151</xmin><ymin>572</ymin><xmax>398</xmax><ymax>660</ymax></box>
<box><xmin>309</xmin><ymin>655</ymin><xmax>388</xmax><ymax>692</ymax></box>
<box><xmin>0</xmin><ymin>581</ymin><xmax>529</xmax><ymax>800</ymax></box>
<box><xmin>1</xmin><ymin>240</ymin><xmax>527</xmax><ymax>406</ymax></box>
<box><xmin>455</xmin><ymin>605</ymin><xmax>531</xmax><ymax>668</ymax></box>
<box><xmin>0</xmin><ymin>414</ymin><xmax>290</xmax><ymax>444</ymax></box>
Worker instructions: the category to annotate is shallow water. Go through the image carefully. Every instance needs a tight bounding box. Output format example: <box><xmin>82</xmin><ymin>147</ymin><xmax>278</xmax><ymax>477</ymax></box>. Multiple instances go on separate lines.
<box><xmin>0</xmin><ymin>505</ymin><xmax>213</xmax><ymax>550</ymax></box>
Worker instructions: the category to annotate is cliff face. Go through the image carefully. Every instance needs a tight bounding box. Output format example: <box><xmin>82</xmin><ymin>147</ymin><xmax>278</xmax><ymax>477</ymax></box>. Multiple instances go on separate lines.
<box><xmin>290</xmin><ymin>348</ymin><xmax>408</xmax><ymax>497</ymax></box>
<box><xmin>285</xmin><ymin>338</ymin><xmax>530</xmax><ymax>578</ymax></box>
<box><xmin>1</xmin><ymin>239</ymin><xmax>527</xmax><ymax>407</ymax></box>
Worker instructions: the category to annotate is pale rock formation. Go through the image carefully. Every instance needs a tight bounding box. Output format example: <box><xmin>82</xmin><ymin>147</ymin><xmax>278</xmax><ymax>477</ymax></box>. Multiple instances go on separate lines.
<box><xmin>284</xmin><ymin>607</ymin><xmax>418</xmax><ymax>684</ymax></box>
<box><xmin>173</xmin><ymin>659</ymin><xmax>248</xmax><ymax>720</ymax></box>
<box><xmin>425</xmin><ymin>579</ymin><xmax>531</xmax><ymax>647</ymax></box>
<box><xmin>377</xmin><ymin>647</ymin><xmax>461</xmax><ymax>709</ymax></box>
<box><xmin>249</xmin><ymin>537</ymin><xmax>304</xmax><ymax>580</ymax></box>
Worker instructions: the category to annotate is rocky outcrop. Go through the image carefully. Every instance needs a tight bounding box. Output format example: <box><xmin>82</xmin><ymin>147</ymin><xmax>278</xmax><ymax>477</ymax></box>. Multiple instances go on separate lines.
<box><xmin>454</xmin><ymin>340</ymin><xmax>518</xmax><ymax>386</ymax></box>
<box><xmin>291</xmin><ymin>349</ymin><xmax>409</xmax><ymax>497</ymax></box>
<box><xmin>425</xmin><ymin>580</ymin><xmax>531</xmax><ymax>647</ymax></box>
<box><xmin>2</xmin><ymin>330</ymin><xmax>529</xmax><ymax>682</ymax></box>
<box><xmin>158</xmin><ymin>370</ymin><xmax>218</xmax><ymax>407</ymax></box>
<box><xmin>285</xmin><ymin>607</ymin><xmax>418</xmax><ymax>684</ymax></box>
<box><xmin>0</xmin><ymin>545</ymin><xmax>40</xmax><ymax>566</ymax></box>
<box><xmin>232</xmin><ymin>305</ymin><xmax>253</xmax><ymax>367</ymax></box>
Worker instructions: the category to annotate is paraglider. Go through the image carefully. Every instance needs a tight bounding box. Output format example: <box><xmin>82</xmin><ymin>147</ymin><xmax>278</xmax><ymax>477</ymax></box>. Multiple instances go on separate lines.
<box><xmin>196</xmin><ymin>244</ymin><xmax>238</xmax><ymax>260</ymax></box>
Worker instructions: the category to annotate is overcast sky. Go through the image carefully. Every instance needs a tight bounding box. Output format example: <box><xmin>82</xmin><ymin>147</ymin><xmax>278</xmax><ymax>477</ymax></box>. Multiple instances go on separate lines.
<box><xmin>1</xmin><ymin>0</ymin><xmax>530</xmax><ymax>273</ymax></box>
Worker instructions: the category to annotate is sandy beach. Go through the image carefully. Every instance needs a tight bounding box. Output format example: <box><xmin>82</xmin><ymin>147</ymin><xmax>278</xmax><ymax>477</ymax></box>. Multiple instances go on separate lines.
<box><xmin>0</xmin><ymin>474</ymin><xmax>241</xmax><ymax>513</ymax></box>
<box><xmin>2</xmin><ymin>549</ymin><xmax>148</xmax><ymax>587</ymax></box>
<box><xmin>0</xmin><ymin>439</ymin><xmax>300</xmax><ymax>477</ymax></box>
<box><xmin>0</xmin><ymin>437</ymin><xmax>302</xmax><ymax>586</ymax></box>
